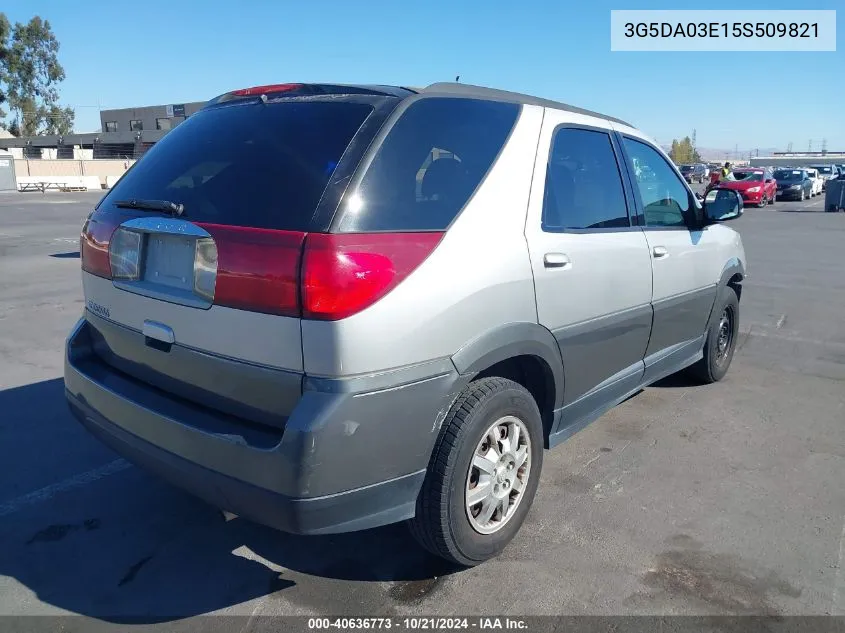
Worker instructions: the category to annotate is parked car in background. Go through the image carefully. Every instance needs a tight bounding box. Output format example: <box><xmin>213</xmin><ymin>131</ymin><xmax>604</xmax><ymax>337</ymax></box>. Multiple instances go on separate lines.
<box><xmin>680</xmin><ymin>163</ymin><xmax>708</xmax><ymax>183</ymax></box>
<box><xmin>805</xmin><ymin>168</ymin><xmax>823</xmax><ymax>197</ymax></box>
<box><xmin>811</xmin><ymin>165</ymin><xmax>838</xmax><ymax>189</ymax></box>
<box><xmin>717</xmin><ymin>167</ymin><xmax>777</xmax><ymax>207</ymax></box>
<box><xmin>774</xmin><ymin>168</ymin><xmax>813</xmax><ymax>201</ymax></box>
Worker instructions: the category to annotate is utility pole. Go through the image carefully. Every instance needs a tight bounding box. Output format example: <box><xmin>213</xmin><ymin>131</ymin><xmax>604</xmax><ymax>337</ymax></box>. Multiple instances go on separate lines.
<box><xmin>787</xmin><ymin>141</ymin><xmax>793</xmax><ymax>153</ymax></box>
<box><xmin>822</xmin><ymin>138</ymin><xmax>827</xmax><ymax>154</ymax></box>
<box><xmin>808</xmin><ymin>139</ymin><xmax>813</xmax><ymax>152</ymax></box>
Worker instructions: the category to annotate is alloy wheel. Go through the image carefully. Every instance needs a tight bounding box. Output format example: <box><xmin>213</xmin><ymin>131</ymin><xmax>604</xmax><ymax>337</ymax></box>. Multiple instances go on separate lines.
<box><xmin>465</xmin><ymin>416</ymin><xmax>531</xmax><ymax>535</ymax></box>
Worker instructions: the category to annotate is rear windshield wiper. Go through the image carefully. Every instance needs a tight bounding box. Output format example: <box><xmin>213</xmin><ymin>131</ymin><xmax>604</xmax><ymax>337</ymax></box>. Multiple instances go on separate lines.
<box><xmin>115</xmin><ymin>199</ymin><xmax>184</xmax><ymax>216</ymax></box>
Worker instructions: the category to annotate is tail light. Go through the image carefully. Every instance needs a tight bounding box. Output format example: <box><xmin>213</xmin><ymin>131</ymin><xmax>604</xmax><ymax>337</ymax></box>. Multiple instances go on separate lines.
<box><xmin>302</xmin><ymin>233</ymin><xmax>443</xmax><ymax>321</ymax></box>
<box><xmin>197</xmin><ymin>224</ymin><xmax>305</xmax><ymax>317</ymax></box>
<box><xmin>80</xmin><ymin>215</ymin><xmax>121</xmax><ymax>278</ymax></box>
<box><xmin>109</xmin><ymin>228</ymin><xmax>143</xmax><ymax>280</ymax></box>
<box><xmin>81</xmin><ymin>214</ymin><xmax>442</xmax><ymax>321</ymax></box>
<box><xmin>229</xmin><ymin>83</ymin><xmax>303</xmax><ymax>97</ymax></box>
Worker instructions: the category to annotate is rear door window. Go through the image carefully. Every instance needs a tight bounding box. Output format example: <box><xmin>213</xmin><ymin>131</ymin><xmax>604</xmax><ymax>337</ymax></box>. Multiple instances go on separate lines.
<box><xmin>335</xmin><ymin>97</ymin><xmax>519</xmax><ymax>232</ymax></box>
<box><xmin>542</xmin><ymin>127</ymin><xmax>630</xmax><ymax>231</ymax></box>
<box><xmin>102</xmin><ymin>100</ymin><xmax>374</xmax><ymax>231</ymax></box>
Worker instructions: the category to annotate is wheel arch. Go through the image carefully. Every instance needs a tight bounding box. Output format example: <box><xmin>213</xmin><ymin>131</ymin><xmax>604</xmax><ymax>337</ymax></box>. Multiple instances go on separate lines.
<box><xmin>704</xmin><ymin>257</ymin><xmax>745</xmax><ymax>332</ymax></box>
<box><xmin>451</xmin><ymin>323</ymin><xmax>565</xmax><ymax>444</ymax></box>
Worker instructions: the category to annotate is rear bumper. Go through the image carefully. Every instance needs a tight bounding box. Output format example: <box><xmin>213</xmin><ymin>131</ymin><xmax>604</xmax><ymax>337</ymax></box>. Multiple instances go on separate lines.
<box><xmin>65</xmin><ymin>317</ymin><xmax>464</xmax><ymax>534</ymax></box>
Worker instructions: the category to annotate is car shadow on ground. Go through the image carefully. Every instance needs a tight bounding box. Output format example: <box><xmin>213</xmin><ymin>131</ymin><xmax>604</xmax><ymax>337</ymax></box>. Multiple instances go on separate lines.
<box><xmin>650</xmin><ymin>372</ymin><xmax>702</xmax><ymax>389</ymax></box>
<box><xmin>50</xmin><ymin>251</ymin><xmax>80</xmax><ymax>258</ymax></box>
<box><xmin>0</xmin><ymin>378</ymin><xmax>460</xmax><ymax>622</ymax></box>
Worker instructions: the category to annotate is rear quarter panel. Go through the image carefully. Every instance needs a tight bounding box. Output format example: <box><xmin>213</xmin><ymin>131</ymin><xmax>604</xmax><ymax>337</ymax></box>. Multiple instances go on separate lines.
<box><xmin>301</xmin><ymin>105</ymin><xmax>545</xmax><ymax>377</ymax></box>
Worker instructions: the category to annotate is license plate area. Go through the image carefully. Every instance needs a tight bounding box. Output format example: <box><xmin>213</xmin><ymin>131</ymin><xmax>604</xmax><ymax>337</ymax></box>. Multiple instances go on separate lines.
<box><xmin>144</xmin><ymin>234</ymin><xmax>195</xmax><ymax>291</ymax></box>
<box><xmin>111</xmin><ymin>218</ymin><xmax>216</xmax><ymax>310</ymax></box>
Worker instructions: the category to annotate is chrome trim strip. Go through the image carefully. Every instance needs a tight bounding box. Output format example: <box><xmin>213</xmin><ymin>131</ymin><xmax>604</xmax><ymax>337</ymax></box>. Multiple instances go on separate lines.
<box><xmin>121</xmin><ymin>217</ymin><xmax>210</xmax><ymax>237</ymax></box>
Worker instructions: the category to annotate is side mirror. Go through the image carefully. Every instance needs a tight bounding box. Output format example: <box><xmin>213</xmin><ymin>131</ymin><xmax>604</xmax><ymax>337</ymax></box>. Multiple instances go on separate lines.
<box><xmin>703</xmin><ymin>188</ymin><xmax>743</xmax><ymax>224</ymax></box>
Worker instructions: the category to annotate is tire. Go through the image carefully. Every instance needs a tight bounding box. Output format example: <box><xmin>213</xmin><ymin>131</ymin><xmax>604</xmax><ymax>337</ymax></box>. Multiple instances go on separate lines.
<box><xmin>768</xmin><ymin>191</ymin><xmax>775</xmax><ymax>205</ymax></box>
<box><xmin>408</xmin><ymin>377</ymin><xmax>544</xmax><ymax>566</ymax></box>
<box><xmin>757</xmin><ymin>195</ymin><xmax>767</xmax><ymax>208</ymax></box>
<box><xmin>688</xmin><ymin>285</ymin><xmax>740</xmax><ymax>384</ymax></box>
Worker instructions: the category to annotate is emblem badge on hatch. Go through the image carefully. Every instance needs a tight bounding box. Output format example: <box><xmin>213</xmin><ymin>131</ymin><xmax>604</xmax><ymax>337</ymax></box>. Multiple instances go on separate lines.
<box><xmin>87</xmin><ymin>300</ymin><xmax>110</xmax><ymax>319</ymax></box>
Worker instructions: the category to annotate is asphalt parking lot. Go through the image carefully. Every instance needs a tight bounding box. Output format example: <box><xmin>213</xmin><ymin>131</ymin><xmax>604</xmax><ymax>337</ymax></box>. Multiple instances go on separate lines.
<box><xmin>1</xmin><ymin>188</ymin><xmax>844</xmax><ymax>622</ymax></box>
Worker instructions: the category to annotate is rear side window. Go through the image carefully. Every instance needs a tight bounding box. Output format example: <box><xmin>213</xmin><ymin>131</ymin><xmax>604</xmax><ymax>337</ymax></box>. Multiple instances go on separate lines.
<box><xmin>542</xmin><ymin>127</ymin><xmax>630</xmax><ymax>231</ymax></box>
<box><xmin>103</xmin><ymin>101</ymin><xmax>373</xmax><ymax>231</ymax></box>
<box><xmin>336</xmin><ymin>97</ymin><xmax>519</xmax><ymax>232</ymax></box>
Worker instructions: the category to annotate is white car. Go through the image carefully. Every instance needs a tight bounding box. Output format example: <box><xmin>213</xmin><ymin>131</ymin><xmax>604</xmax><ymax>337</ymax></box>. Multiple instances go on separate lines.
<box><xmin>805</xmin><ymin>168</ymin><xmax>823</xmax><ymax>197</ymax></box>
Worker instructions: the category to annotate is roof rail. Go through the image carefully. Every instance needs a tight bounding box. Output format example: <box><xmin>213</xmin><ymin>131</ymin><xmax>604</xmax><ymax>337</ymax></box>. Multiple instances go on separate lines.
<box><xmin>421</xmin><ymin>82</ymin><xmax>633</xmax><ymax>128</ymax></box>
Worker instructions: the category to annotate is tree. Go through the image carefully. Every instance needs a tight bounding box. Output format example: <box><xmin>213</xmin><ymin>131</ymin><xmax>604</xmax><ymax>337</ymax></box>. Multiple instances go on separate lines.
<box><xmin>668</xmin><ymin>136</ymin><xmax>702</xmax><ymax>164</ymax></box>
<box><xmin>0</xmin><ymin>14</ymin><xmax>74</xmax><ymax>136</ymax></box>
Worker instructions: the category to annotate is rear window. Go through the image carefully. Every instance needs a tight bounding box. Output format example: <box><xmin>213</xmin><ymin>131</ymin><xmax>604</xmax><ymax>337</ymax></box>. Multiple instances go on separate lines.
<box><xmin>102</xmin><ymin>100</ymin><xmax>373</xmax><ymax>231</ymax></box>
<box><xmin>335</xmin><ymin>97</ymin><xmax>519</xmax><ymax>232</ymax></box>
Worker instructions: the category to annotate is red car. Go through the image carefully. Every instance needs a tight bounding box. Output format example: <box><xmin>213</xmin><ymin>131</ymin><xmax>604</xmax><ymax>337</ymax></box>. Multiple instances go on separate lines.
<box><xmin>717</xmin><ymin>168</ymin><xmax>777</xmax><ymax>207</ymax></box>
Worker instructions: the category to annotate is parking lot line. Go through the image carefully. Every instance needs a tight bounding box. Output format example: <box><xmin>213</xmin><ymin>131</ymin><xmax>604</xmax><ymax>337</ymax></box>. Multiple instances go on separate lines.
<box><xmin>834</xmin><ymin>519</ymin><xmax>845</xmax><ymax>615</ymax></box>
<box><xmin>0</xmin><ymin>458</ymin><xmax>131</xmax><ymax>518</ymax></box>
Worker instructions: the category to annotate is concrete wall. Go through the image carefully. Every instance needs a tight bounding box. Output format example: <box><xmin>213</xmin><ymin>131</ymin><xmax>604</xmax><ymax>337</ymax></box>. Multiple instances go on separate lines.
<box><xmin>13</xmin><ymin>159</ymin><xmax>135</xmax><ymax>185</ymax></box>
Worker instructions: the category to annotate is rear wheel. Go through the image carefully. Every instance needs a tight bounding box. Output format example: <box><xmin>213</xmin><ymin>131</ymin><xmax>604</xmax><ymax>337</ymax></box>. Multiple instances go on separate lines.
<box><xmin>757</xmin><ymin>195</ymin><xmax>767</xmax><ymax>208</ymax></box>
<box><xmin>408</xmin><ymin>377</ymin><xmax>543</xmax><ymax>566</ymax></box>
<box><xmin>688</xmin><ymin>286</ymin><xmax>740</xmax><ymax>384</ymax></box>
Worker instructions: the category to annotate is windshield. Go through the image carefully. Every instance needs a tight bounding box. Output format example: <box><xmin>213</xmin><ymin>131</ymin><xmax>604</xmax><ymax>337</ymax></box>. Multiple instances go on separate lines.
<box><xmin>774</xmin><ymin>170</ymin><xmax>802</xmax><ymax>181</ymax></box>
<box><xmin>733</xmin><ymin>171</ymin><xmax>763</xmax><ymax>182</ymax></box>
<box><xmin>680</xmin><ymin>165</ymin><xmax>693</xmax><ymax>172</ymax></box>
<box><xmin>813</xmin><ymin>166</ymin><xmax>833</xmax><ymax>175</ymax></box>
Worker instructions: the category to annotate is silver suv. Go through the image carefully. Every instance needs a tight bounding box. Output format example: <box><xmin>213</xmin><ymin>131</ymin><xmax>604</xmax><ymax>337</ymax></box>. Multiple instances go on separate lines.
<box><xmin>65</xmin><ymin>82</ymin><xmax>747</xmax><ymax>566</ymax></box>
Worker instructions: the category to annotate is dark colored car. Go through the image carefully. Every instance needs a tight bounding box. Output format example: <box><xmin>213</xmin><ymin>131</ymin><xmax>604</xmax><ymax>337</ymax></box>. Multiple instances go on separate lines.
<box><xmin>679</xmin><ymin>163</ymin><xmax>708</xmax><ymax>183</ymax></box>
<box><xmin>774</xmin><ymin>169</ymin><xmax>813</xmax><ymax>201</ymax></box>
<box><xmin>718</xmin><ymin>168</ymin><xmax>777</xmax><ymax>207</ymax></box>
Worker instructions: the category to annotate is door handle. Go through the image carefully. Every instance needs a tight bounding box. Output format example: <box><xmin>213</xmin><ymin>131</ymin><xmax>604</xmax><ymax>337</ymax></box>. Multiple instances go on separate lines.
<box><xmin>543</xmin><ymin>253</ymin><xmax>571</xmax><ymax>269</ymax></box>
<box><xmin>652</xmin><ymin>246</ymin><xmax>669</xmax><ymax>259</ymax></box>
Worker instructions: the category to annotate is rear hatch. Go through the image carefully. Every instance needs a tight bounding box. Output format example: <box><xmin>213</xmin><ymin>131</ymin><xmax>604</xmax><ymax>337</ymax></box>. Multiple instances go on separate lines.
<box><xmin>78</xmin><ymin>86</ymin><xmax>397</xmax><ymax>430</ymax></box>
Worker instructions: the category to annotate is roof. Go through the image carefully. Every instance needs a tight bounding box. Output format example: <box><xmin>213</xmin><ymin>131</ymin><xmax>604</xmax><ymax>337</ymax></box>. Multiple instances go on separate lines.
<box><xmin>421</xmin><ymin>82</ymin><xmax>633</xmax><ymax>127</ymax></box>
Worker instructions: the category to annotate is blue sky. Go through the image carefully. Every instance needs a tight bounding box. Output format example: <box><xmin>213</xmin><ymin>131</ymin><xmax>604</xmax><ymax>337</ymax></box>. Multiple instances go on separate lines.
<box><xmin>4</xmin><ymin>0</ymin><xmax>843</xmax><ymax>153</ymax></box>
